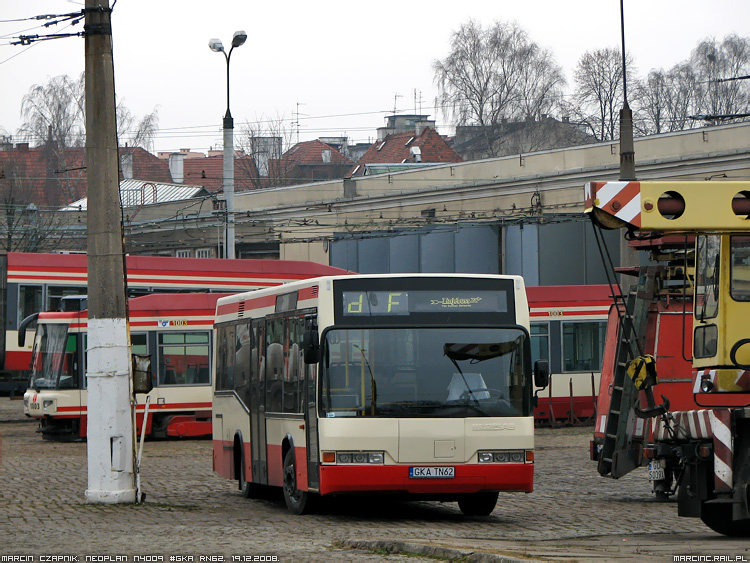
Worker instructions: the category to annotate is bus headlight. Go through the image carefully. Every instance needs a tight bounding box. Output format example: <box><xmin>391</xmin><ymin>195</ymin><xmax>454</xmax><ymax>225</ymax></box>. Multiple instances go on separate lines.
<box><xmin>477</xmin><ymin>450</ymin><xmax>531</xmax><ymax>463</ymax></box>
<box><xmin>333</xmin><ymin>451</ymin><xmax>384</xmax><ymax>464</ymax></box>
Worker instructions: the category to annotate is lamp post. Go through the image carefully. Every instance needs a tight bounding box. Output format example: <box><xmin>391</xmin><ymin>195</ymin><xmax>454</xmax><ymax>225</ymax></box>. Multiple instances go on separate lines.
<box><xmin>209</xmin><ymin>30</ymin><xmax>247</xmax><ymax>259</ymax></box>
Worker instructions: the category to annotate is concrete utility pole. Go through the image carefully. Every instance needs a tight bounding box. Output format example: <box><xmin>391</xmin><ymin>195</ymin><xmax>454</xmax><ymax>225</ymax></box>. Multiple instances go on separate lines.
<box><xmin>84</xmin><ymin>0</ymin><xmax>136</xmax><ymax>504</ymax></box>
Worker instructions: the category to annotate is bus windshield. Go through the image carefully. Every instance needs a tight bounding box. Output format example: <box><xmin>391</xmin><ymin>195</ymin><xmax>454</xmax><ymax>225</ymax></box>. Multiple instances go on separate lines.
<box><xmin>30</xmin><ymin>324</ymin><xmax>78</xmax><ymax>390</ymax></box>
<box><xmin>321</xmin><ymin>327</ymin><xmax>528</xmax><ymax>418</ymax></box>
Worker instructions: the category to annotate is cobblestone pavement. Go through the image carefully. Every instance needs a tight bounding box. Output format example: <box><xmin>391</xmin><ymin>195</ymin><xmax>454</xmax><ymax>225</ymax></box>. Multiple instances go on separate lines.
<box><xmin>2</xmin><ymin>397</ymin><xmax>749</xmax><ymax>562</ymax></box>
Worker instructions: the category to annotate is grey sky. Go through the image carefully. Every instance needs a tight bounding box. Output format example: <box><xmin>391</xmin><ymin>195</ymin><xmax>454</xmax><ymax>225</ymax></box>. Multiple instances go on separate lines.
<box><xmin>1</xmin><ymin>0</ymin><xmax>748</xmax><ymax>154</ymax></box>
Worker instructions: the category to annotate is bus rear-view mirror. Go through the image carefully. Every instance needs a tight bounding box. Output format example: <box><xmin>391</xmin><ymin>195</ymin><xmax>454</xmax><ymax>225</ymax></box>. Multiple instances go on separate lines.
<box><xmin>534</xmin><ymin>360</ymin><xmax>550</xmax><ymax>389</ymax></box>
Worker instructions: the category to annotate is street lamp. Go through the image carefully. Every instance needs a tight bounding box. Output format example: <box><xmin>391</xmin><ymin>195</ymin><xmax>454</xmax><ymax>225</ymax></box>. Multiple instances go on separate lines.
<box><xmin>209</xmin><ymin>30</ymin><xmax>247</xmax><ymax>259</ymax></box>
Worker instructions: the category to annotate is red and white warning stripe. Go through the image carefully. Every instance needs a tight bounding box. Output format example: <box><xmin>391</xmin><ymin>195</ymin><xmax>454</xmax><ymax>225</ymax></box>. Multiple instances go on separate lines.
<box><xmin>652</xmin><ymin>408</ymin><xmax>733</xmax><ymax>492</ymax></box>
<box><xmin>709</xmin><ymin>409</ymin><xmax>733</xmax><ymax>492</ymax></box>
<box><xmin>585</xmin><ymin>181</ymin><xmax>642</xmax><ymax>228</ymax></box>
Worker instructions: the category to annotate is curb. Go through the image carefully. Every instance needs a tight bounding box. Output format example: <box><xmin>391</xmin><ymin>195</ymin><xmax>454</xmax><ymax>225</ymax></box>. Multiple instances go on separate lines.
<box><xmin>335</xmin><ymin>539</ymin><xmax>530</xmax><ymax>562</ymax></box>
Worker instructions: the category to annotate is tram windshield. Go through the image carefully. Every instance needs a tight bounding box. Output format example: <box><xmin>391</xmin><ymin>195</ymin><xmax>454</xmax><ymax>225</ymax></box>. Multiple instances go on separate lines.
<box><xmin>320</xmin><ymin>327</ymin><xmax>528</xmax><ymax>418</ymax></box>
<box><xmin>30</xmin><ymin>324</ymin><xmax>78</xmax><ymax>390</ymax></box>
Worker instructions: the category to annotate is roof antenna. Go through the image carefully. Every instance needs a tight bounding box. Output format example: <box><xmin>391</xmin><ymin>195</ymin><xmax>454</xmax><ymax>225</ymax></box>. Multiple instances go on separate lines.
<box><xmin>619</xmin><ymin>0</ymin><xmax>635</xmax><ymax>180</ymax></box>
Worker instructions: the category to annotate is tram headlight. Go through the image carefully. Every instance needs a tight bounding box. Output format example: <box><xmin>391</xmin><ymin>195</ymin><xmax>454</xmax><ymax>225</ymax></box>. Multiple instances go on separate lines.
<box><xmin>333</xmin><ymin>451</ymin><xmax>385</xmax><ymax>464</ymax></box>
<box><xmin>43</xmin><ymin>400</ymin><xmax>54</xmax><ymax>408</ymax></box>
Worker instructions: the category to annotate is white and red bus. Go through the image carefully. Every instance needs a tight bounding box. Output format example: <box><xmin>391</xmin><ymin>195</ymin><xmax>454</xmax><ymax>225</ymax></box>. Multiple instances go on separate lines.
<box><xmin>212</xmin><ymin>274</ymin><xmax>549</xmax><ymax>515</ymax></box>
<box><xmin>0</xmin><ymin>252</ymin><xmax>347</xmax><ymax>394</ymax></box>
<box><xmin>527</xmin><ymin>285</ymin><xmax>614</xmax><ymax>424</ymax></box>
<box><xmin>23</xmin><ymin>293</ymin><xmax>227</xmax><ymax>440</ymax></box>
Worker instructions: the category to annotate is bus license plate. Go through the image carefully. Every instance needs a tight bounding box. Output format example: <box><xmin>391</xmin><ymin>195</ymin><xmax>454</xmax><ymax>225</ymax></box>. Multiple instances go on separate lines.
<box><xmin>648</xmin><ymin>460</ymin><xmax>666</xmax><ymax>481</ymax></box>
<box><xmin>409</xmin><ymin>466</ymin><xmax>455</xmax><ymax>478</ymax></box>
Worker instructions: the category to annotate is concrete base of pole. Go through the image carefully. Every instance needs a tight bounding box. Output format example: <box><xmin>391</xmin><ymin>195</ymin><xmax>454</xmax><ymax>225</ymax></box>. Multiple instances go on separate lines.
<box><xmin>85</xmin><ymin>488</ymin><xmax>136</xmax><ymax>504</ymax></box>
<box><xmin>85</xmin><ymin>317</ymin><xmax>135</xmax><ymax>504</ymax></box>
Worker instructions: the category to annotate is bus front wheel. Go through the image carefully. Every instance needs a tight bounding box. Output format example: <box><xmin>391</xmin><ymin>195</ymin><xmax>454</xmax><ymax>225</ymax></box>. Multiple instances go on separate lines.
<box><xmin>283</xmin><ymin>448</ymin><xmax>310</xmax><ymax>514</ymax></box>
<box><xmin>457</xmin><ymin>492</ymin><xmax>498</xmax><ymax>516</ymax></box>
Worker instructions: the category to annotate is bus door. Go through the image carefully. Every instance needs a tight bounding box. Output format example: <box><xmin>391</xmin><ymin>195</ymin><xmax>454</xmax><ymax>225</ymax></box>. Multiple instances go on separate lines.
<box><xmin>304</xmin><ymin>316</ymin><xmax>320</xmax><ymax>491</ymax></box>
<box><xmin>250</xmin><ymin>320</ymin><xmax>267</xmax><ymax>484</ymax></box>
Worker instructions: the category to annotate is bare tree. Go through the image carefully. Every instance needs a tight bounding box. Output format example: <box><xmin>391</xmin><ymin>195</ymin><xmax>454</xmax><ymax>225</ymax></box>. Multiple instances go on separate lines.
<box><xmin>433</xmin><ymin>20</ymin><xmax>565</xmax><ymax>157</ymax></box>
<box><xmin>690</xmin><ymin>34</ymin><xmax>750</xmax><ymax>123</ymax></box>
<box><xmin>117</xmin><ymin>103</ymin><xmax>160</xmax><ymax>152</ymax></box>
<box><xmin>572</xmin><ymin>48</ymin><xmax>636</xmax><ymax>141</ymax></box>
<box><xmin>17</xmin><ymin>73</ymin><xmax>159</xmax><ymax>150</ymax></box>
<box><xmin>237</xmin><ymin>113</ymin><xmax>295</xmax><ymax>188</ymax></box>
<box><xmin>0</xmin><ymin>154</ymin><xmax>84</xmax><ymax>252</ymax></box>
<box><xmin>18</xmin><ymin>74</ymin><xmax>85</xmax><ymax>147</ymax></box>
<box><xmin>635</xmin><ymin>64</ymin><xmax>699</xmax><ymax>134</ymax></box>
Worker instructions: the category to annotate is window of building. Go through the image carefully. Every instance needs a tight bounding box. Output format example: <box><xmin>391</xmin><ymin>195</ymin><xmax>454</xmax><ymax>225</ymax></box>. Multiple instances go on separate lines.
<box><xmin>176</xmin><ymin>250</ymin><xmax>192</xmax><ymax>258</ymax></box>
<box><xmin>196</xmin><ymin>248</ymin><xmax>213</xmax><ymax>259</ymax></box>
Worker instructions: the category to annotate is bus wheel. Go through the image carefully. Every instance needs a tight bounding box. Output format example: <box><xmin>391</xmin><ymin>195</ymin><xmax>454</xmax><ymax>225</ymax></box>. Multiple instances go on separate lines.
<box><xmin>282</xmin><ymin>448</ymin><xmax>309</xmax><ymax>514</ymax></box>
<box><xmin>701</xmin><ymin>502</ymin><xmax>750</xmax><ymax>537</ymax></box>
<box><xmin>457</xmin><ymin>492</ymin><xmax>499</xmax><ymax>516</ymax></box>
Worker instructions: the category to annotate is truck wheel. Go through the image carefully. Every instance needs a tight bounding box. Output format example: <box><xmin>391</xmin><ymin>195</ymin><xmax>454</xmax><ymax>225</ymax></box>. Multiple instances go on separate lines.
<box><xmin>457</xmin><ymin>492</ymin><xmax>498</xmax><ymax>516</ymax></box>
<box><xmin>701</xmin><ymin>502</ymin><xmax>750</xmax><ymax>537</ymax></box>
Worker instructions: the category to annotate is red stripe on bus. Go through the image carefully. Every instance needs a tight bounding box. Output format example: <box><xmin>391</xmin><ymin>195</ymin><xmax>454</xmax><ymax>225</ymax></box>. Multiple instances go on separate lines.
<box><xmin>217</xmin><ymin>295</ymin><xmax>276</xmax><ymax>316</ymax></box>
<box><xmin>318</xmin><ymin>463</ymin><xmax>533</xmax><ymax>495</ymax></box>
<box><xmin>298</xmin><ymin>286</ymin><xmax>318</xmax><ymax>301</ymax></box>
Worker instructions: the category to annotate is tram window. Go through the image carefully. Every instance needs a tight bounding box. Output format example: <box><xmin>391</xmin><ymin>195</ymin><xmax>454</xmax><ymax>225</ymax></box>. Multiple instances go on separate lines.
<box><xmin>158</xmin><ymin>331</ymin><xmax>210</xmax><ymax>386</ymax></box>
<box><xmin>19</xmin><ymin>285</ymin><xmax>43</xmax><ymax>327</ymax></box>
<box><xmin>131</xmin><ymin>333</ymin><xmax>148</xmax><ymax>355</ymax></box>
<box><xmin>561</xmin><ymin>321</ymin><xmax>606</xmax><ymax>373</ymax></box>
<box><xmin>530</xmin><ymin>323</ymin><xmax>549</xmax><ymax>366</ymax></box>
<box><xmin>47</xmin><ymin>286</ymin><xmax>86</xmax><ymax>312</ymax></box>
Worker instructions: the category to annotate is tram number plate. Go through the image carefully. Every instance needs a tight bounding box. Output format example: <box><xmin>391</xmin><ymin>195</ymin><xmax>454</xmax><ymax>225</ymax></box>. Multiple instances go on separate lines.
<box><xmin>409</xmin><ymin>466</ymin><xmax>455</xmax><ymax>478</ymax></box>
<box><xmin>648</xmin><ymin>460</ymin><xmax>666</xmax><ymax>481</ymax></box>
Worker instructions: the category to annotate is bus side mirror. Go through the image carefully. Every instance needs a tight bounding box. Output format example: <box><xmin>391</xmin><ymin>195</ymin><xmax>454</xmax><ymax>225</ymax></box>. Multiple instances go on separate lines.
<box><xmin>302</xmin><ymin>330</ymin><xmax>320</xmax><ymax>364</ymax></box>
<box><xmin>534</xmin><ymin>360</ymin><xmax>550</xmax><ymax>389</ymax></box>
<box><xmin>132</xmin><ymin>354</ymin><xmax>153</xmax><ymax>394</ymax></box>
<box><xmin>18</xmin><ymin>313</ymin><xmax>39</xmax><ymax>347</ymax></box>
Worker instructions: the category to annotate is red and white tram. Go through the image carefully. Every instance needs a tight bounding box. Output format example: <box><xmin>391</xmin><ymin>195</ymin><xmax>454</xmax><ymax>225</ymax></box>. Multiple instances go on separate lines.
<box><xmin>0</xmin><ymin>252</ymin><xmax>347</xmax><ymax>394</ymax></box>
<box><xmin>527</xmin><ymin>285</ymin><xmax>615</xmax><ymax>424</ymax></box>
<box><xmin>23</xmin><ymin>293</ymin><xmax>225</xmax><ymax>440</ymax></box>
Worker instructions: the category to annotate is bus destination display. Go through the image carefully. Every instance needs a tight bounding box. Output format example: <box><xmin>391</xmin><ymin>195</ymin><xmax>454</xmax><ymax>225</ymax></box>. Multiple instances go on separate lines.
<box><xmin>342</xmin><ymin>290</ymin><xmax>507</xmax><ymax>316</ymax></box>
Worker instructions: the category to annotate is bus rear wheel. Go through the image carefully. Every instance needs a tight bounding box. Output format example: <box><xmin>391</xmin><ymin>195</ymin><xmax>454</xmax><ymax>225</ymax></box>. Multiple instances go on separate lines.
<box><xmin>457</xmin><ymin>492</ymin><xmax>499</xmax><ymax>516</ymax></box>
<box><xmin>283</xmin><ymin>448</ymin><xmax>310</xmax><ymax>514</ymax></box>
<box><xmin>701</xmin><ymin>502</ymin><xmax>750</xmax><ymax>537</ymax></box>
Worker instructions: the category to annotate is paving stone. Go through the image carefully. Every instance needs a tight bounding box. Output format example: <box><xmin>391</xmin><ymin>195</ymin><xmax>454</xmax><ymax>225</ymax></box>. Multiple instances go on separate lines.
<box><xmin>2</xmin><ymin>398</ymin><xmax>749</xmax><ymax>562</ymax></box>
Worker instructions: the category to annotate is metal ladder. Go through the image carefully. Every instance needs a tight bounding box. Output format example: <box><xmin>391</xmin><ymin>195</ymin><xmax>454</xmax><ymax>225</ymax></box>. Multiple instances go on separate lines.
<box><xmin>597</xmin><ymin>267</ymin><xmax>658</xmax><ymax>478</ymax></box>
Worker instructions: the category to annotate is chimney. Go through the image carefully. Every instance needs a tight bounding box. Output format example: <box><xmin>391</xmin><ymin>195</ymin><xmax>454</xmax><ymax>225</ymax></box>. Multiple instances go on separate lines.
<box><xmin>169</xmin><ymin>153</ymin><xmax>185</xmax><ymax>183</ymax></box>
<box><xmin>17</xmin><ymin>143</ymin><xmax>29</xmax><ymax>152</ymax></box>
<box><xmin>120</xmin><ymin>151</ymin><xmax>133</xmax><ymax>179</ymax></box>
<box><xmin>410</xmin><ymin>146</ymin><xmax>422</xmax><ymax>163</ymax></box>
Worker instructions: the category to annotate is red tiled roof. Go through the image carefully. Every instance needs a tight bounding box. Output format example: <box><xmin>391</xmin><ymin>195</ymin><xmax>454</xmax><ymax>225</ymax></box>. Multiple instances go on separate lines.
<box><xmin>182</xmin><ymin>154</ymin><xmax>260</xmax><ymax>193</ymax></box>
<box><xmin>120</xmin><ymin>147</ymin><xmax>172</xmax><ymax>183</ymax></box>
<box><xmin>358</xmin><ymin>127</ymin><xmax>462</xmax><ymax>165</ymax></box>
<box><xmin>283</xmin><ymin>140</ymin><xmax>353</xmax><ymax>166</ymax></box>
<box><xmin>0</xmin><ymin>145</ymin><xmax>87</xmax><ymax>207</ymax></box>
